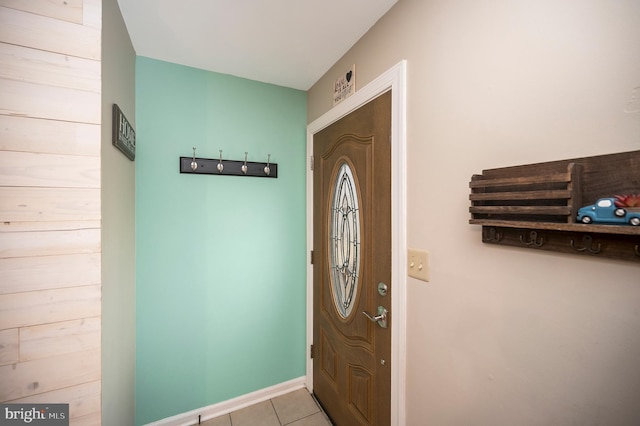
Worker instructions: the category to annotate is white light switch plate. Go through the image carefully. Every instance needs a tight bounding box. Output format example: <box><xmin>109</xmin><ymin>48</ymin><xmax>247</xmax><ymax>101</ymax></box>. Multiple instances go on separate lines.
<box><xmin>408</xmin><ymin>249</ymin><xmax>430</xmax><ymax>282</ymax></box>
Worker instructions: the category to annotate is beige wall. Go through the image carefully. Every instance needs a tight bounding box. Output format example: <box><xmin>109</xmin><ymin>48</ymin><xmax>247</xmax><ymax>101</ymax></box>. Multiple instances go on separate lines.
<box><xmin>101</xmin><ymin>0</ymin><xmax>136</xmax><ymax>424</ymax></box>
<box><xmin>0</xmin><ymin>0</ymin><xmax>102</xmax><ymax>424</ymax></box>
<box><xmin>308</xmin><ymin>0</ymin><xmax>640</xmax><ymax>424</ymax></box>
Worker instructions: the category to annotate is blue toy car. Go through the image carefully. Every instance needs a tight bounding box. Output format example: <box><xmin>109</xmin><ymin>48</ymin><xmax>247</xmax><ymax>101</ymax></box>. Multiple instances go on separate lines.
<box><xmin>577</xmin><ymin>197</ymin><xmax>640</xmax><ymax>226</ymax></box>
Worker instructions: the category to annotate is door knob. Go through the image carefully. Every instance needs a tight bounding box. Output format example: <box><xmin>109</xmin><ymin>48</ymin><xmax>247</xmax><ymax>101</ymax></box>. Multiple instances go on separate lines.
<box><xmin>362</xmin><ymin>306</ymin><xmax>388</xmax><ymax>328</ymax></box>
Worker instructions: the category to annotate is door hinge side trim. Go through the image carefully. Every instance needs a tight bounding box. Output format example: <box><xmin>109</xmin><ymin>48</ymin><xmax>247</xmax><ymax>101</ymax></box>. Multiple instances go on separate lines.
<box><xmin>310</xmin><ymin>155</ymin><xmax>314</xmax><ymax>171</ymax></box>
<box><xmin>310</xmin><ymin>250</ymin><xmax>314</xmax><ymax>264</ymax></box>
<box><xmin>310</xmin><ymin>344</ymin><xmax>315</xmax><ymax>359</ymax></box>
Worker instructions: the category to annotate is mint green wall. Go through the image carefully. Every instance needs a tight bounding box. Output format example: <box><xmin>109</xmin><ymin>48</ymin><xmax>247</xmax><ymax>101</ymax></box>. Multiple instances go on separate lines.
<box><xmin>135</xmin><ymin>57</ymin><xmax>307</xmax><ymax>425</ymax></box>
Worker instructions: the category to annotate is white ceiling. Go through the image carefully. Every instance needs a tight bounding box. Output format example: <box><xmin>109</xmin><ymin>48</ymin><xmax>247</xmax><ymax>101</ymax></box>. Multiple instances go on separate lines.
<box><xmin>116</xmin><ymin>0</ymin><xmax>397</xmax><ymax>90</ymax></box>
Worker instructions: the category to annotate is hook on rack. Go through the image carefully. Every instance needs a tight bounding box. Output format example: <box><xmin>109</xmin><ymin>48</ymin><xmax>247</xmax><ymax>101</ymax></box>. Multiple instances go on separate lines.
<box><xmin>482</xmin><ymin>227</ymin><xmax>502</xmax><ymax>242</ymax></box>
<box><xmin>191</xmin><ymin>147</ymin><xmax>198</xmax><ymax>171</ymax></box>
<box><xmin>570</xmin><ymin>235</ymin><xmax>601</xmax><ymax>254</ymax></box>
<box><xmin>242</xmin><ymin>152</ymin><xmax>248</xmax><ymax>175</ymax></box>
<box><xmin>264</xmin><ymin>154</ymin><xmax>271</xmax><ymax>176</ymax></box>
<box><xmin>217</xmin><ymin>150</ymin><xmax>224</xmax><ymax>173</ymax></box>
<box><xmin>519</xmin><ymin>231</ymin><xmax>544</xmax><ymax>247</ymax></box>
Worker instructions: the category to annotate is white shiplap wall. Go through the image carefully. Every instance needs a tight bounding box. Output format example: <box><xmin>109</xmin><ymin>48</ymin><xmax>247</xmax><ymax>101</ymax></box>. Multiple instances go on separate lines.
<box><xmin>0</xmin><ymin>0</ymin><xmax>102</xmax><ymax>424</ymax></box>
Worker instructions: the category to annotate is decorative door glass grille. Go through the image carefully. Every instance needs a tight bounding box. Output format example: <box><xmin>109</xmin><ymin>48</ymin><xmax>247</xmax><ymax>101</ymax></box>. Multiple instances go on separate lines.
<box><xmin>329</xmin><ymin>162</ymin><xmax>361</xmax><ymax>319</ymax></box>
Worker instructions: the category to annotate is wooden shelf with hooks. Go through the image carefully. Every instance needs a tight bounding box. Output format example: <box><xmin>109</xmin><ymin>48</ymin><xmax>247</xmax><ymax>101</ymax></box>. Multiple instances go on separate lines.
<box><xmin>469</xmin><ymin>150</ymin><xmax>640</xmax><ymax>263</ymax></box>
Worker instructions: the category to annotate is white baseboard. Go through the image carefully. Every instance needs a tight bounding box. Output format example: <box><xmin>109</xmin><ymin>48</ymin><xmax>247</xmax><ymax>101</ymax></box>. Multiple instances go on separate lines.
<box><xmin>144</xmin><ymin>376</ymin><xmax>307</xmax><ymax>426</ymax></box>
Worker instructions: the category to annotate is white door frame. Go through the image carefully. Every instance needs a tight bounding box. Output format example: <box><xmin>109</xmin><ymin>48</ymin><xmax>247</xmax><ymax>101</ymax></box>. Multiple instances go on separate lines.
<box><xmin>306</xmin><ymin>60</ymin><xmax>407</xmax><ymax>426</ymax></box>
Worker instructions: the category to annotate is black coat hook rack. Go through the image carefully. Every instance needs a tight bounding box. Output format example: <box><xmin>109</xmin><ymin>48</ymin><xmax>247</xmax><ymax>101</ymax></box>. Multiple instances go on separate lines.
<box><xmin>179</xmin><ymin>153</ymin><xmax>277</xmax><ymax>178</ymax></box>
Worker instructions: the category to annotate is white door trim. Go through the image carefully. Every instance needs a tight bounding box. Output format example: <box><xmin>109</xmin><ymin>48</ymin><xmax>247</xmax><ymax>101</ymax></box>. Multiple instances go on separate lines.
<box><xmin>306</xmin><ymin>60</ymin><xmax>407</xmax><ymax>426</ymax></box>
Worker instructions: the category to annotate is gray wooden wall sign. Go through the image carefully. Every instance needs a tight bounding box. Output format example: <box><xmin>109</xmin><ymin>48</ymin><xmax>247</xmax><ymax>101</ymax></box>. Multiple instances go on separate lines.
<box><xmin>112</xmin><ymin>104</ymin><xmax>136</xmax><ymax>161</ymax></box>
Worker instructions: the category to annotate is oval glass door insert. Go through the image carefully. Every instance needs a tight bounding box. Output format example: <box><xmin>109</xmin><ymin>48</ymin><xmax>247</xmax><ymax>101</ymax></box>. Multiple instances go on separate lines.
<box><xmin>329</xmin><ymin>162</ymin><xmax>361</xmax><ymax>319</ymax></box>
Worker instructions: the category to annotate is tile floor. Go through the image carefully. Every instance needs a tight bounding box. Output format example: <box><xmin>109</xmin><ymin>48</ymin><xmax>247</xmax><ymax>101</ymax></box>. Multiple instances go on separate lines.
<box><xmin>201</xmin><ymin>388</ymin><xmax>333</xmax><ymax>426</ymax></box>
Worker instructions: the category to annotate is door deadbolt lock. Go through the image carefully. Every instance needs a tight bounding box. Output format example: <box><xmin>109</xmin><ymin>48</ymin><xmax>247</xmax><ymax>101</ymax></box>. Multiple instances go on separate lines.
<box><xmin>377</xmin><ymin>282</ymin><xmax>388</xmax><ymax>296</ymax></box>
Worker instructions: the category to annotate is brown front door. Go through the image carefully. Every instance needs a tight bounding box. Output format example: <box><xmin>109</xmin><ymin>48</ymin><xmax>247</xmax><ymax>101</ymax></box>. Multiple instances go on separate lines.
<box><xmin>313</xmin><ymin>91</ymin><xmax>392</xmax><ymax>426</ymax></box>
